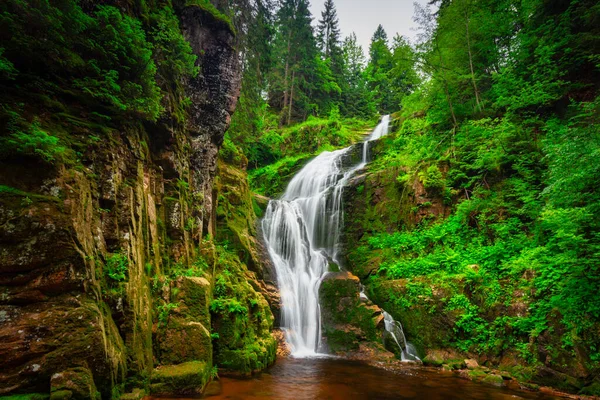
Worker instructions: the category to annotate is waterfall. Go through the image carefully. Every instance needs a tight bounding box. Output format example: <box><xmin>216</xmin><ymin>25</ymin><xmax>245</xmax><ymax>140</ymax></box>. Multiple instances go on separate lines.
<box><xmin>382</xmin><ymin>311</ymin><xmax>421</xmax><ymax>362</ymax></box>
<box><xmin>261</xmin><ymin>116</ymin><xmax>390</xmax><ymax>357</ymax></box>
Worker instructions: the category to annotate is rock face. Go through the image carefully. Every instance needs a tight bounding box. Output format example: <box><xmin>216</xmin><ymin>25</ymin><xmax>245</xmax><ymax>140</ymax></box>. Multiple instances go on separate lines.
<box><xmin>318</xmin><ymin>271</ymin><xmax>383</xmax><ymax>354</ymax></box>
<box><xmin>0</xmin><ymin>3</ymin><xmax>259</xmax><ymax>397</ymax></box>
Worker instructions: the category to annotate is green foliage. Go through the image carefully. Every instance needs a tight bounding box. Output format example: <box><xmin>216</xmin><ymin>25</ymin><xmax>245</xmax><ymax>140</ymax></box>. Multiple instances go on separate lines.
<box><xmin>4</xmin><ymin>119</ymin><xmax>66</xmax><ymax>163</ymax></box>
<box><xmin>104</xmin><ymin>252</ymin><xmax>128</xmax><ymax>282</ymax></box>
<box><xmin>149</xmin><ymin>6</ymin><xmax>199</xmax><ymax>80</ymax></box>
<box><xmin>157</xmin><ymin>302</ymin><xmax>179</xmax><ymax>327</ymax></box>
<box><xmin>349</xmin><ymin>0</ymin><xmax>600</xmax><ymax>370</ymax></box>
<box><xmin>0</xmin><ymin>0</ymin><xmax>203</xmax><ymax>168</ymax></box>
<box><xmin>185</xmin><ymin>0</ymin><xmax>235</xmax><ymax>34</ymax></box>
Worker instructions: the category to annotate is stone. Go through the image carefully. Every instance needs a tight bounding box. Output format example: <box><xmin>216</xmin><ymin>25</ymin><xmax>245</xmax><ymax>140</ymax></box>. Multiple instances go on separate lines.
<box><xmin>150</xmin><ymin>361</ymin><xmax>211</xmax><ymax>396</ymax></box>
<box><xmin>482</xmin><ymin>374</ymin><xmax>505</xmax><ymax>387</ymax></box>
<box><xmin>50</xmin><ymin>367</ymin><xmax>100</xmax><ymax>400</ymax></box>
<box><xmin>159</xmin><ymin>317</ymin><xmax>212</xmax><ymax>365</ymax></box>
<box><xmin>319</xmin><ymin>272</ymin><xmax>381</xmax><ymax>354</ymax></box>
<box><xmin>120</xmin><ymin>388</ymin><xmax>145</xmax><ymax>400</ymax></box>
<box><xmin>465</xmin><ymin>358</ymin><xmax>480</xmax><ymax>369</ymax></box>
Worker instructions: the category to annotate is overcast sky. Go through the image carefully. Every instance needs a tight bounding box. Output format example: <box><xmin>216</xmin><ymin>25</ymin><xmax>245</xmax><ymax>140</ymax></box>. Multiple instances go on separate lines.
<box><xmin>308</xmin><ymin>0</ymin><xmax>429</xmax><ymax>57</ymax></box>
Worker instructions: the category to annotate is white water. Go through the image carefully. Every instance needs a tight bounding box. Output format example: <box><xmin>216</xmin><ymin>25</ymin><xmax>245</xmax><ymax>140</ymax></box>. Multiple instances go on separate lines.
<box><xmin>262</xmin><ymin>116</ymin><xmax>390</xmax><ymax>357</ymax></box>
<box><xmin>383</xmin><ymin>311</ymin><xmax>421</xmax><ymax>362</ymax></box>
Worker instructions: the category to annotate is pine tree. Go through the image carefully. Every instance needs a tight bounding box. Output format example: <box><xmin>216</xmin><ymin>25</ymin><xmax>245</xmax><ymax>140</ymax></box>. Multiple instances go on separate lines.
<box><xmin>367</xmin><ymin>25</ymin><xmax>394</xmax><ymax>113</ymax></box>
<box><xmin>270</xmin><ymin>0</ymin><xmax>331</xmax><ymax>124</ymax></box>
<box><xmin>317</xmin><ymin>0</ymin><xmax>341</xmax><ymax>59</ymax></box>
<box><xmin>341</xmin><ymin>33</ymin><xmax>376</xmax><ymax>118</ymax></box>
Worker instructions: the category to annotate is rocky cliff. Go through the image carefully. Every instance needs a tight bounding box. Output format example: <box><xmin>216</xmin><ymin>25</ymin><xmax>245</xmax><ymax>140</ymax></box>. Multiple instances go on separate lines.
<box><xmin>0</xmin><ymin>2</ymin><xmax>275</xmax><ymax>398</ymax></box>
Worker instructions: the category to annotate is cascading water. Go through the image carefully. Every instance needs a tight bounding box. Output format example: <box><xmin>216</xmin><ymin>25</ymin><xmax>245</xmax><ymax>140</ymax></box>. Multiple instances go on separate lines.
<box><xmin>383</xmin><ymin>311</ymin><xmax>421</xmax><ymax>362</ymax></box>
<box><xmin>262</xmin><ymin>116</ymin><xmax>393</xmax><ymax>357</ymax></box>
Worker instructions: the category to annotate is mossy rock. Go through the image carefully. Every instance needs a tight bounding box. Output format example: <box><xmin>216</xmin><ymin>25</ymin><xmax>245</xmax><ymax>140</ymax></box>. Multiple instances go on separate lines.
<box><xmin>482</xmin><ymin>374</ymin><xmax>504</xmax><ymax>387</ymax></box>
<box><xmin>216</xmin><ymin>337</ymin><xmax>277</xmax><ymax>376</ymax></box>
<box><xmin>319</xmin><ymin>272</ymin><xmax>380</xmax><ymax>354</ymax></box>
<box><xmin>49</xmin><ymin>391</ymin><xmax>72</xmax><ymax>400</ymax></box>
<box><xmin>531</xmin><ymin>365</ymin><xmax>584</xmax><ymax>393</ymax></box>
<box><xmin>159</xmin><ymin>317</ymin><xmax>212</xmax><ymax>365</ymax></box>
<box><xmin>150</xmin><ymin>361</ymin><xmax>211</xmax><ymax>396</ymax></box>
<box><xmin>119</xmin><ymin>388</ymin><xmax>145</xmax><ymax>400</ymax></box>
<box><xmin>210</xmin><ymin>246</ymin><xmax>276</xmax><ymax>375</ymax></box>
<box><xmin>324</xmin><ymin>328</ymin><xmax>360</xmax><ymax>353</ymax></box>
<box><xmin>579</xmin><ymin>382</ymin><xmax>600</xmax><ymax>396</ymax></box>
<box><xmin>0</xmin><ymin>394</ymin><xmax>49</xmax><ymax>400</ymax></box>
<box><xmin>173</xmin><ymin>276</ymin><xmax>211</xmax><ymax>326</ymax></box>
<box><xmin>50</xmin><ymin>367</ymin><xmax>100</xmax><ymax>400</ymax></box>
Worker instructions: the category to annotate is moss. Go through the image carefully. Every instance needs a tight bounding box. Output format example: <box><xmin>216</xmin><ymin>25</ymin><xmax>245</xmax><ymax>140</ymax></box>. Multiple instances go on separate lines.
<box><xmin>48</xmin><ymin>391</ymin><xmax>72</xmax><ymax>400</ymax></box>
<box><xmin>119</xmin><ymin>388</ymin><xmax>145</xmax><ymax>400</ymax></box>
<box><xmin>50</xmin><ymin>367</ymin><xmax>100</xmax><ymax>400</ymax></box>
<box><xmin>210</xmin><ymin>245</ymin><xmax>276</xmax><ymax>375</ymax></box>
<box><xmin>185</xmin><ymin>1</ymin><xmax>236</xmax><ymax>35</ymax></box>
<box><xmin>579</xmin><ymin>382</ymin><xmax>600</xmax><ymax>396</ymax></box>
<box><xmin>150</xmin><ymin>361</ymin><xmax>211</xmax><ymax>396</ymax></box>
<box><xmin>467</xmin><ymin>369</ymin><xmax>487</xmax><ymax>381</ymax></box>
<box><xmin>482</xmin><ymin>374</ymin><xmax>504</xmax><ymax>387</ymax></box>
<box><xmin>217</xmin><ymin>337</ymin><xmax>277</xmax><ymax>375</ymax></box>
<box><xmin>325</xmin><ymin>328</ymin><xmax>360</xmax><ymax>353</ymax></box>
<box><xmin>158</xmin><ymin>317</ymin><xmax>212</xmax><ymax>365</ymax></box>
<box><xmin>319</xmin><ymin>272</ymin><xmax>379</xmax><ymax>354</ymax></box>
<box><xmin>0</xmin><ymin>395</ymin><xmax>49</xmax><ymax>400</ymax></box>
<box><xmin>0</xmin><ymin>184</ymin><xmax>61</xmax><ymax>204</ymax></box>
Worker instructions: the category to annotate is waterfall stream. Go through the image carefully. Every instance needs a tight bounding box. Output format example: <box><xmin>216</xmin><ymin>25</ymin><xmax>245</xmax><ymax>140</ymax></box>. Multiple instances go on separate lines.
<box><xmin>262</xmin><ymin>115</ymin><xmax>417</xmax><ymax>359</ymax></box>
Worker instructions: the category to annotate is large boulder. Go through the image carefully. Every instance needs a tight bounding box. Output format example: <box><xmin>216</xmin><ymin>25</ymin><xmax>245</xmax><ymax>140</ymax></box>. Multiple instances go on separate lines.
<box><xmin>319</xmin><ymin>271</ymin><xmax>381</xmax><ymax>353</ymax></box>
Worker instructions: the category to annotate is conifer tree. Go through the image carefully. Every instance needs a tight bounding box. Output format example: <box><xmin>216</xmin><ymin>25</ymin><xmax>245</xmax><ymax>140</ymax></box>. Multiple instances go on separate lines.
<box><xmin>317</xmin><ymin>0</ymin><xmax>341</xmax><ymax>59</ymax></box>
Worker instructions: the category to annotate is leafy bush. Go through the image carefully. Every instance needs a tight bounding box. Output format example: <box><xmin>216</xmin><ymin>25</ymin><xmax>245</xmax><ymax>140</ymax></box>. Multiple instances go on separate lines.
<box><xmin>105</xmin><ymin>252</ymin><xmax>128</xmax><ymax>282</ymax></box>
<box><xmin>4</xmin><ymin>119</ymin><xmax>66</xmax><ymax>163</ymax></box>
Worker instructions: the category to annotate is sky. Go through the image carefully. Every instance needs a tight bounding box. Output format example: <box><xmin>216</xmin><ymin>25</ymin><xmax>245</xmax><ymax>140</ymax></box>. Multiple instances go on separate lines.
<box><xmin>308</xmin><ymin>0</ymin><xmax>429</xmax><ymax>56</ymax></box>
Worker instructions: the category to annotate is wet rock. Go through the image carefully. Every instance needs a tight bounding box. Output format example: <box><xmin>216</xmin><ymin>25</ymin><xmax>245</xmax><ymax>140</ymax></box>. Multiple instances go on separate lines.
<box><xmin>273</xmin><ymin>329</ymin><xmax>292</xmax><ymax>357</ymax></box>
<box><xmin>319</xmin><ymin>272</ymin><xmax>381</xmax><ymax>354</ymax></box>
<box><xmin>50</xmin><ymin>367</ymin><xmax>100</xmax><ymax>400</ymax></box>
<box><xmin>150</xmin><ymin>361</ymin><xmax>211</xmax><ymax>396</ymax></box>
<box><xmin>482</xmin><ymin>374</ymin><xmax>505</xmax><ymax>387</ymax></box>
<box><xmin>465</xmin><ymin>359</ymin><xmax>480</xmax><ymax>370</ymax></box>
<box><xmin>119</xmin><ymin>388</ymin><xmax>145</xmax><ymax>400</ymax></box>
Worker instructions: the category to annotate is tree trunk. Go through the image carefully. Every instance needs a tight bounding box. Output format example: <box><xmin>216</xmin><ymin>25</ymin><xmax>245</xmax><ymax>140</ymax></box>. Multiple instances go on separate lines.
<box><xmin>438</xmin><ymin>48</ymin><xmax>458</xmax><ymax>128</ymax></box>
<box><xmin>281</xmin><ymin>33</ymin><xmax>292</xmax><ymax>126</ymax></box>
<box><xmin>287</xmin><ymin>69</ymin><xmax>295</xmax><ymax>126</ymax></box>
<box><xmin>465</xmin><ymin>13</ymin><xmax>482</xmax><ymax>111</ymax></box>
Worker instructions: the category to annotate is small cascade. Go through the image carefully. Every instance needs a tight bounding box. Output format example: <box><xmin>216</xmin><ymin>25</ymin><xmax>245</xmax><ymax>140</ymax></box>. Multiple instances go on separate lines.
<box><xmin>383</xmin><ymin>311</ymin><xmax>421</xmax><ymax>362</ymax></box>
<box><xmin>262</xmin><ymin>116</ymin><xmax>398</xmax><ymax>357</ymax></box>
<box><xmin>361</xmin><ymin>114</ymin><xmax>390</xmax><ymax>165</ymax></box>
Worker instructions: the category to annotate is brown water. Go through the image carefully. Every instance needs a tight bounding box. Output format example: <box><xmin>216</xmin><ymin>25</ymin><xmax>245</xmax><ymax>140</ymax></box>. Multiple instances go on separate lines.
<box><xmin>207</xmin><ymin>357</ymin><xmax>559</xmax><ymax>400</ymax></box>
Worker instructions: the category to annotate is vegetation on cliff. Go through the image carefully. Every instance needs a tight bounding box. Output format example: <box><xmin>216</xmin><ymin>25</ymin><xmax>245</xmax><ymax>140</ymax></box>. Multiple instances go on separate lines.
<box><xmin>337</xmin><ymin>0</ymin><xmax>600</xmax><ymax>394</ymax></box>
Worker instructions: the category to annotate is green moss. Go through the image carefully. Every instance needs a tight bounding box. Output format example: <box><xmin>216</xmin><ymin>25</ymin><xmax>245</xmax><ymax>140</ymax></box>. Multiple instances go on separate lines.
<box><xmin>579</xmin><ymin>382</ymin><xmax>600</xmax><ymax>396</ymax></box>
<box><xmin>482</xmin><ymin>374</ymin><xmax>504</xmax><ymax>387</ymax></box>
<box><xmin>210</xmin><ymin>245</ymin><xmax>276</xmax><ymax>375</ymax></box>
<box><xmin>150</xmin><ymin>361</ymin><xmax>211</xmax><ymax>396</ymax></box>
<box><xmin>50</xmin><ymin>367</ymin><xmax>100</xmax><ymax>400</ymax></box>
<box><xmin>0</xmin><ymin>395</ymin><xmax>49</xmax><ymax>400</ymax></box>
<box><xmin>185</xmin><ymin>1</ymin><xmax>235</xmax><ymax>35</ymax></box>
<box><xmin>319</xmin><ymin>273</ymin><xmax>379</xmax><ymax>353</ymax></box>
<box><xmin>325</xmin><ymin>328</ymin><xmax>360</xmax><ymax>353</ymax></box>
<box><xmin>48</xmin><ymin>391</ymin><xmax>72</xmax><ymax>400</ymax></box>
<box><xmin>0</xmin><ymin>184</ymin><xmax>61</xmax><ymax>203</ymax></box>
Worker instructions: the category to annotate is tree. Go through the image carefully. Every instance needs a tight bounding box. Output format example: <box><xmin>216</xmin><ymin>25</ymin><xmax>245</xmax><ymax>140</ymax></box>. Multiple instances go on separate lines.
<box><xmin>366</xmin><ymin>25</ymin><xmax>394</xmax><ymax>113</ymax></box>
<box><xmin>389</xmin><ymin>34</ymin><xmax>420</xmax><ymax>107</ymax></box>
<box><xmin>317</xmin><ymin>0</ymin><xmax>341</xmax><ymax>59</ymax></box>
<box><xmin>269</xmin><ymin>0</ymin><xmax>338</xmax><ymax>124</ymax></box>
<box><xmin>341</xmin><ymin>33</ymin><xmax>375</xmax><ymax>118</ymax></box>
